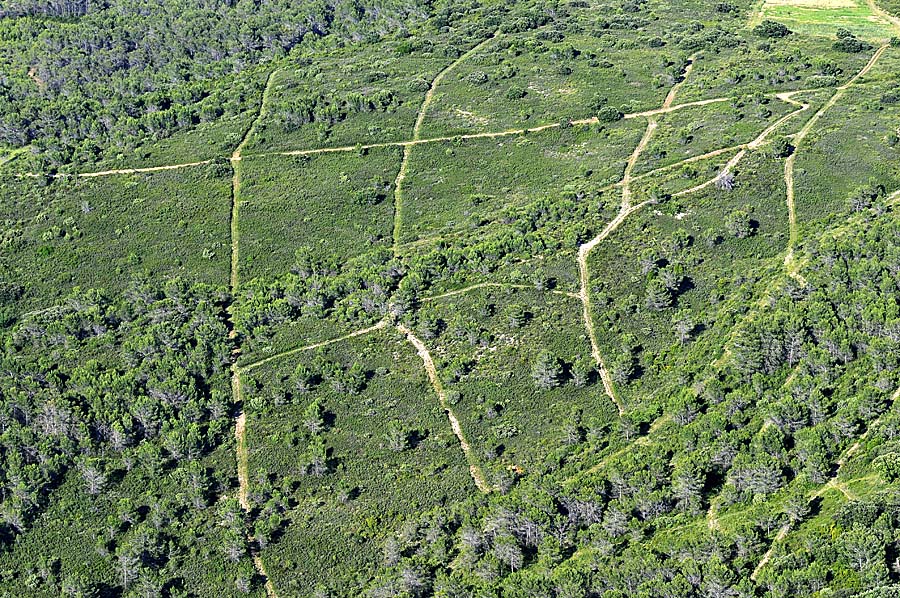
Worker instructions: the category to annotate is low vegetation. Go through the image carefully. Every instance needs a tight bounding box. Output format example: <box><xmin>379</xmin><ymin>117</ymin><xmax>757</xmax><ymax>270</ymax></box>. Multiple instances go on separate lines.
<box><xmin>1</xmin><ymin>0</ymin><xmax>900</xmax><ymax>594</ymax></box>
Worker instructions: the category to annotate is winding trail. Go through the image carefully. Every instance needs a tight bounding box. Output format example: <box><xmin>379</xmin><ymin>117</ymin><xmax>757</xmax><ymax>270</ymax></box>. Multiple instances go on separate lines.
<box><xmin>12</xmin><ymin>85</ymin><xmax>847</xmax><ymax>181</ymax></box>
<box><xmin>781</xmin><ymin>46</ymin><xmax>887</xmax><ymax>282</ymax></box>
<box><xmin>396</xmin><ymin>324</ymin><xmax>492</xmax><ymax>493</ymax></box>
<box><xmin>750</xmin><ymin>521</ymin><xmax>792</xmax><ymax>581</ymax></box>
<box><xmin>575</xmin><ymin>59</ymin><xmax>699</xmax><ymax>414</ymax></box>
<box><xmin>421</xmin><ymin>281</ymin><xmax>579</xmax><ymax>302</ymax></box>
<box><xmin>868</xmin><ymin>0</ymin><xmax>900</xmax><ymax>33</ymax></box>
<box><xmin>750</xmin><ymin>382</ymin><xmax>900</xmax><ymax>581</ymax></box>
<box><xmin>564</xmin><ymin>414</ymin><xmax>670</xmax><ymax>485</ymax></box>
<box><xmin>673</xmin><ymin>90</ymin><xmax>811</xmax><ymax>198</ymax></box>
<box><xmin>392</xmin><ymin>33</ymin><xmax>498</xmax><ymax>253</ymax></box>
<box><xmin>240</xmin><ymin>320</ymin><xmax>389</xmax><ymax>373</ymax></box>
<box><xmin>228</xmin><ymin>69</ymin><xmax>280</xmax><ymax>598</ymax></box>
<box><xmin>576</xmin><ymin>201</ymin><xmax>652</xmax><ymax>415</ymax></box>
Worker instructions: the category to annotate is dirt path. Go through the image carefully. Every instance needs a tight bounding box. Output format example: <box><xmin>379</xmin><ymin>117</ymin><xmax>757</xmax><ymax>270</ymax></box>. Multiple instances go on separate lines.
<box><xmin>673</xmin><ymin>91</ymin><xmax>811</xmax><ymax>198</ymax></box>
<box><xmin>15</xmin><ymin>83</ymin><xmax>843</xmax><ymax>181</ymax></box>
<box><xmin>420</xmin><ymin>281</ymin><xmax>579</xmax><ymax>302</ymax></box>
<box><xmin>231</xmin><ymin>70</ymin><xmax>278</xmax><ymax>292</ymax></box>
<box><xmin>278</xmin><ymin>97</ymin><xmax>722</xmax><ymax>160</ymax></box>
<box><xmin>392</xmin><ymin>33</ymin><xmax>498</xmax><ymax>253</ymax></box>
<box><xmin>564</xmin><ymin>413</ymin><xmax>669</xmax><ymax>484</ymax></box>
<box><xmin>234</xmin><ymin>388</ymin><xmax>250</xmax><ymax>511</ymax></box>
<box><xmin>576</xmin><ymin>201</ymin><xmax>650</xmax><ymax>415</ymax></box>
<box><xmin>750</xmin><ymin>521</ymin><xmax>791</xmax><ymax>581</ymax></box>
<box><xmin>17</xmin><ymin>160</ymin><xmax>215</xmax><ymax>179</ymax></box>
<box><xmin>232</xmin><ymin>371</ymin><xmax>279</xmax><ymax>598</ymax></box>
<box><xmin>574</xmin><ymin>60</ymin><xmax>699</xmax><ymax>414</ymax></box>
<box><xmin>868</xmin><ymin>0</ymin><xmax>900</xmax><ymax>34</ymax></box>
<box><xmin>240</xmin><ymin>320</ymin><xmax>388</xmax><ymax>373</ymax></box>
<box><xmin>27</xmin><ymin>66</ymin><xmax>46</xmax><ymax>89</ymax></box>
<box><xmin>228</xmin><ymin>70</ymin><xmax>280</xmax><ymax>598</ymax></box>
<box><xmin>706</xmin><ymin>499</ymin><xmax>722</xmax><ymax>531</ymax></box>
<box><xmin>396</xmin><ymin>324</ymin><xmax>492</xmax><ymax>493</ymax></box>
<box><xmin>781</xmin><ymin>46</ymin><xmax>887</xmax><ymax>282</ymax></box>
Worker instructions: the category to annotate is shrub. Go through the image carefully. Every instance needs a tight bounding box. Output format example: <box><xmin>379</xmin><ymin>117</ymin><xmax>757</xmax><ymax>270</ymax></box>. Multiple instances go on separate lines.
<box><xmin>466</xmin><ymin>71</ymin><xmax>489</xmax><ymax>85</ymax></box>
<box><xmin>770</xmin><ymin>136</ymin><xmax>794</xmax><ymax>158</ymax></box>
<box><xmin>725</xmin><ymin>209</ymin><xmax>753</xmax><ymax>238</ymax></box>
<box><xmin>833</xmin><ymin>33</ymin><xmax>870</xmax><ymax>53</ymax></box>
<box><xmin>506</xmin><ymin>86</ymin><xmax>527</xmax><ymax>100</ymax></box>
<box><xmin>753</xmin><ymin>20</ymin><xmax>792</xmax><ymax>38</ymax></box>
<box><xmin>880</xmin><ymin>89</ymin><xmax>900</xmax><ymax>104</ymax></box>
<box><xmin>597</xmin><ymin>106</ymin><xmax>624</xmax><ymax>122</ymax></box>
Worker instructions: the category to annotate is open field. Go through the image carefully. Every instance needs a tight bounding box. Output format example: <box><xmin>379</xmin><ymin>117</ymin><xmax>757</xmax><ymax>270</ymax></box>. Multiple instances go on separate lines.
<box><xmin>755</xmin><ymin>0</ymin><xmax>898</xmax><ymax>39</ymax></box>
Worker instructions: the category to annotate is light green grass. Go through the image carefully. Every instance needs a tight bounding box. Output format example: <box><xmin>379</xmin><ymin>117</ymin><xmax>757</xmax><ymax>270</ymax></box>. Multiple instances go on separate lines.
<box><xmin>761</xmin><ymin>1</ymin><xmax>897</xmax><ymax>40</ymax></box>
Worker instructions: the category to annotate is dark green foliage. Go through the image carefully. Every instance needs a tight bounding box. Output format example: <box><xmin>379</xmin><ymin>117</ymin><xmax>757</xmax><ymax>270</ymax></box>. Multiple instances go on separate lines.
<box><xmin>833</xmin><ymin>29</ymin><xmax>871</xmax><ymax>53</ymax></box>
<box><xmin>2</xmin><ymin>0</ymin><xmax>900</xmax><ymax>594</ymax></box>
<box><xmin>0</xmin><ymin>280</ymin><xmax>257</xmax><ymax>593</ymax></box>
<box><xmin>753</xmin><ymin>19</ymin><xmax>793</xmax><ymax>38</ymax></box>
<box><xmin>0</xmin><ymin>0</ymin><xmax>436</xmax><ymax>170</ymax></box>
<box><xmin>771</xmin><ymin>136</ymin><xmax>795</xmax><ymax>158</ymax></box>
<box><xmin>597</xmin><ymin>105</ymin><xmax>625</xmax><ymax>122</ymax></box>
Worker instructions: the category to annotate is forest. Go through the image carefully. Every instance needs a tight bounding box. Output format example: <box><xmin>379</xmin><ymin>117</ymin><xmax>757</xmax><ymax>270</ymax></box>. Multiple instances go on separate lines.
<box><xmin>1</xmin><ymin>0</ymin><xmax>900</xmax><ymax>595</ymax></box>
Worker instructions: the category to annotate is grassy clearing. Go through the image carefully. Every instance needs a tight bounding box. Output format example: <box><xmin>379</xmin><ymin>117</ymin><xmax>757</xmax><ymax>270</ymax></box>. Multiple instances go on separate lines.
<box><xmin>792</xmin><ymin>79</ymin><xmax>900</xmax><ymax>232</ymax></box>
<box><xmin>676</xmin><ymin>35</ymin><xmax>873</xmax><ymax>102</ymax></box>
<box><xmin>587</xmin><ymin>150</ymin><xmax>790</xmax><ymax>408</ymax></box>
<box><xmin>419</xmin><ymin>29</ymin><xmax>676</xmax><ymax>138</ymax></box>
<box><xmin>88</xmin><ymin>112</ymin><xmax>257</xmax><ymax>172</ymax></box>
<box><xmin>242</xmin><ymin>330</ymin><xmax>473</xmax><ymax>595</ymax></box>
<box><xmin>758</xmin><ymin>0</ymin><xmax>897</xmax><ymax>39</ymax></box>
<box><xmin>633</xmin><ymin>96</ymin><xmax>795</xmax><ymax>175</ymax></box>
<box><xmin>238</xmin><ymin>149</ymin><xmax>401</xmax><ymax>282</ymax></box>
<box><xmin>241</xmin><ymin>41</ymin><xmax>456</xmax><ymax>154</ymax></box>
<box><xmin>412</xmin><ymin>286</ymin><xmax>619</xmax><ymax>479</ymax></box>
<box><xmin>0</xmin><ymin>165</ymin><xmax>231</xmax><ymax>317</ymax></box>
<box><xmin>399</xmin><ymin>121</ymin><xmax>645</xmax><ymax>245</ymax></box>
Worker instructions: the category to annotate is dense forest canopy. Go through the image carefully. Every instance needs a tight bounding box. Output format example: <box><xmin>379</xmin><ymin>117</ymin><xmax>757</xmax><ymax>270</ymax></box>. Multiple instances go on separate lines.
<box><xmin>0</xmin><ymin>0</ymin><xmax>439</xmax><ymax>168</ymax></box>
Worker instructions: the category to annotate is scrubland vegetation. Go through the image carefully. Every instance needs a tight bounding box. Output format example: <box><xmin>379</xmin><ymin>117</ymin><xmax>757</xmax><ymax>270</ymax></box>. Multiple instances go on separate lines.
<box><xmin>2</xmin><ymin>0</ymin><xmax>900</xmax><ymax>595</ymax></box>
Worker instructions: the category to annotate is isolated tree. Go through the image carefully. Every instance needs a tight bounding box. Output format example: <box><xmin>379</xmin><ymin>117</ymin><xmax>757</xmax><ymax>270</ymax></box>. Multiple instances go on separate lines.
<box><xmin>305</xmin><ymin>437</ymin><xmax>330</xmax><ymax>475</ymax></box>
<box><xmin>597</xmin><ymin>106</ymin><xmax>624</xmax><ymax>123</ymax></box>
<box><xmin>292</xmin><ymin>363</ymin><xmax>316</xmax><ymax>394</ymax></box>
<box><xmin>725</xmin><ymin>209</ymin><xmax>753</xmax><ymax>238</ymax></box>
<box><xmin>571</xmin><ymin>358</ymin><xmax>594</xmax><ymax>387</ymax></box>
<box><xmin>236</xmin><ymin>575</ymin><xmax>251</xmax><ymax>594</ymax></box>
<box><xmin>80</xmin><ymin>463</ymin><xmax>106</xmax><ymax>496</ymax></box>
<box><xmin>833</xmin><ymin>28</ymin><xmax>870</xmax><ymax>53</ymax></box>
<box><xmin>639</xmin><ymin>248</ymin><xmax>660</xmax><ymax>274</ymax></box>
<box><xmin>753</xmin><ymin>19</ymin><xmax>792</xmax><ymax>38</ymax></box>
<box><xmin>531</xmin><ymin>351</ymin><xmax>563</xmax><ymax>389</ymax></box>
<box><xmin>506</xmin><ymin>304</ymin><xmax>528</xmax><ymax>328</ymax></box>
<box><xmin>715</xmin><ymin>171</ymin><xmax>736</xmax><ymax>191</ymax></box>
<box><xmin>506</xmin><ymin>86</ymin><xmax>526</xmax><ymax>99</ymax></box>
<box><xmin>303</xmin><ymin>399</ymin><xmax>325</xmax><ymax>434</ymax></box>
<box><xmin>672</xmin><ymin>310</ymin><xmax>695</xmax><ymax>344</ymax></box>
<box><xmin>848</xmin><ymin>182</ymin><xmax>883</xmax><ymax>212</ymax></box>
<box><xmin>115</xmin><ymin>547</ymin><xmax>140</xmax><ymax>590</ymax></box>
<box><xmin>610</xmin><ymin>351</ymin><xmax>636</xmax><ymax>385</ymax></box>
<box><xmin>384</xmin><ymin>419</ymin><xmax>408</xmax><ymax>452</ymax></box>
<box><xmin>493</xmin><ymin>535</ymin><xmax>524</xmax><ymax>572</ymax></box>
<box><xmin>771</xmin><ymin>136</ymin><xmax>794</xmax><ymax>158</ymax></box>
<box><xmin>645</xmin><ymin>278</ymin><xmax>672</xmax><ymax>310</ymax></box>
